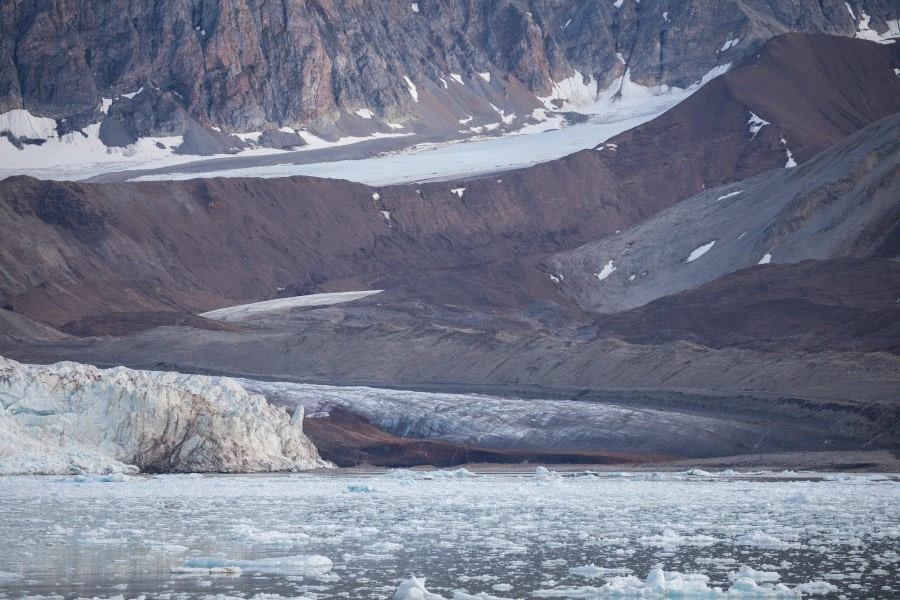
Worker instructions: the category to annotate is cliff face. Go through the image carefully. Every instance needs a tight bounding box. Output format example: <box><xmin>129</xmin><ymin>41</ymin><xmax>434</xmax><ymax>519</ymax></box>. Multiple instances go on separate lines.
<box><xmin>0</xmin><ymin>0</ymin><xmax>896</xmax><ymax>147</ymax></box>
<box><xmin>0</xmin><ymin>355</ymin><xmax>322</xmax><ymax>474</ymax></box>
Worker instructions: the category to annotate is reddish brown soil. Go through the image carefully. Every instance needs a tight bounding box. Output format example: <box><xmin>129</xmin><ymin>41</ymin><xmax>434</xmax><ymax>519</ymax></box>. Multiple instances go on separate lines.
<box><xmin>302</xmin><ymin>407</ymin><xmax>677</xmax><ymax>468</ymax></box>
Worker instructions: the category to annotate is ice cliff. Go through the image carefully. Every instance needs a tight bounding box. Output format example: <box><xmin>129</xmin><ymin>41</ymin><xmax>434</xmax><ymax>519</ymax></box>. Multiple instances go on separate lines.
<box><xmin>0</xmin><ymin>356</ymin><xmax>323</xmax><ymax>475</ymax></box>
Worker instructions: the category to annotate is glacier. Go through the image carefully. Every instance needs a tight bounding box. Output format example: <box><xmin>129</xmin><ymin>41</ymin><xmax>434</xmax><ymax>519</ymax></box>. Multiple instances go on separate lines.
<box><xmin>0</xmin><ymin>356</ymin><xmax>323</xmax><ymax>474</ymax></box>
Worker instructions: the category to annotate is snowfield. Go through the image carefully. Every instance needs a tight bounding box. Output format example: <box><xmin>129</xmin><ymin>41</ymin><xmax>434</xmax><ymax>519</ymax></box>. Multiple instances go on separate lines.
<box><xmin>0</xmin><ymin>357</ymin><xmax>322</xmax><ymax>474</ymax></box>
<box><xmin>0</xmin><ymin>472</ymin><xmax>895</xmax><ymax>599</ymax></box>
<box><xmin>0</xmin><ymin>65</ymin><xmax>731</xmax><ymax>184</ymax></box>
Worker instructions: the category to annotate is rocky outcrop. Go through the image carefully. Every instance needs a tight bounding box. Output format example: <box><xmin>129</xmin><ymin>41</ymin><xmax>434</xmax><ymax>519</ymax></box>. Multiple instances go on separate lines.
<box><xmin>0</xmin><ymin>356</ymin><xmax>323</xmax><ymax>474</ymax></box>
<box><xmin>0</xmin><ymin>0</ymin><xmax>896</xmax><ymax>149</ymax></box>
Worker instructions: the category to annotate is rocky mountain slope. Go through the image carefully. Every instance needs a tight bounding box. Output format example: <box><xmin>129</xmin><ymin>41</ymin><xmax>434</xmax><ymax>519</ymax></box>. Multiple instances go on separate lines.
<box><xmin>1</xmin><ymin>27</ymin><xmax>898</xmax><ymax>467</ymax></box>
<box><xmin>549</xmin><ymin>111</ymin><xmax>900</xmax><ymax>315</ymax></box>
<box><xmin>1</xmin><ymin>34</ymin><xmax>897</xmax><ymax>334</ymax></box>
<box><xmin>1</xmin><ymin>0</ymin><xmax>897</xmax><ymax>155</ymax></box>
<box><xmin>0</xmin><ymin>355</ymin><xmax>322</xmax><ymax>474</ymax></box>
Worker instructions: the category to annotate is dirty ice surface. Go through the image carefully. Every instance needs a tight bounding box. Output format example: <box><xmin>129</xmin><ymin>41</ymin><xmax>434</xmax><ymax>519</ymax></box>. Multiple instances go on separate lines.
<box><xmin>0</xmin><ymin>473</ymin><xmax>897</xmax><ymax>599</ymax></box>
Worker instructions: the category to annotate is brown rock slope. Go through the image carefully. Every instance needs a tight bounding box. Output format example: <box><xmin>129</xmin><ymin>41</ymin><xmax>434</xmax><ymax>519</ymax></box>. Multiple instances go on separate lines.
<box><xmin>2</xmin><ymin>34</ymin><xmax>898</xmax><ymax>335</ymax></box>
<box><xmin>1</xmin><ymin>1</ymin><xmax>894</xmax><ymax>144</ymax></box>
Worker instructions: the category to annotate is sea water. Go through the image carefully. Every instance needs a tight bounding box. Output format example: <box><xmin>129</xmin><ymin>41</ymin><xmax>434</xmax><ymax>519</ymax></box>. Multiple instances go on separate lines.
<box><xmin>0</xmin><ymin>471</ymin><xmax>896</xmax><ymax>599</ymax></box>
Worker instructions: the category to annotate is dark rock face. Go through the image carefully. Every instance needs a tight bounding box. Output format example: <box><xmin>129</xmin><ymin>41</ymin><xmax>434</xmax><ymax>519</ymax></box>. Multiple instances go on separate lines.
<box><xmin>0</xmin><ymin>0</ymin><xmax>896</xmax><ymax>141</ymax></box>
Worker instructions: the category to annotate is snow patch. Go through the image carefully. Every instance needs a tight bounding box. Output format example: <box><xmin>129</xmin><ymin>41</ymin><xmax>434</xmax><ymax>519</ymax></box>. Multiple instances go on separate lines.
<box><xmin>411</xmin><ymin>2</ymin><xmax>419</xmax><ymax>13</ymax></box>
<box><xmin>0</xmin><ymin>109</ymin><xmax>58</xmax><ymax>139</ymax></box>
<box><xmin>451</xmin><ymin>187</ymin><xmax>466</xmax><ymax>198</ymax></box>
<box><xmin>845</xmin><ymin>2</ymin><xmax>856</xmax><ymax>20</ymax></box>
<box><xmin>720</xmin><ymin>38</ymin><xmax>741</xmax><ymax>52</ymax></box>
<box><xmin>748</xmin><ymin>111</ymin><xmax>770</xmax><ymax>138</ymax></box>
<box><xmin>459</xmin><ymin>115</ymin><xmax>474</xmax><ymax>125</ymax></box>
<box><xmin>450</xmin><ymin>73</ymin><xmax>465</xmax><ymax>85</ymax></box>
<box><xmin>781</xmin><ymin>137</ymin><xmax>797</xmax><ymax>168</ymax></box>
<box><xmin>596</xmin><ymin>260</ymin><xmax>616</xmax><ymax>281</ymax></box>
<box><xmin>855</xmin><ymin>14</ymin><xmax>900</xmax><ymax>43</ymax></box>
<box><xmin>613</xmin><ymin>0</ymin><xmax>624</xmax><ymax>8</ymax></box>
<box><xmin>717</xmin><ymin>190</ymin><xmax>743</xmax><ymax>201</ymax></box>
<box><xmin>200</xmin><ymin>290</ymin><xmax>383</xmax><ymax>322</ymax></box>
<box><xmin>403</xmin><ymin>76</ymin><xmax>419</xmax><ymax>102</ymax></box>
<box><xmin>478</xmin><ymin>71</ymin><xmax>491</xmax><ymax>82</ymax></box>
<box><xmin>355</xmin><ymin>108</ymin><xmax>375</xmax><ymax>119</ymax></box>
<box><xmin>121</xmin><ymin>86</ymin><xmax>144</xmax><ymax>100</ymax></box>
<box><xmin>758</xmin><ymin>254</ymin><xmax>772</xmax><ymax>265</ymax></box>
<box><xmin>685</xmin><ymin>240</ymin><xmax>716</xmax><ymax>263</ymax></box>
<box><xmin>490</xmin><ymin>104</ymin><xmax>516</xmax><ymax>125</ymax></box>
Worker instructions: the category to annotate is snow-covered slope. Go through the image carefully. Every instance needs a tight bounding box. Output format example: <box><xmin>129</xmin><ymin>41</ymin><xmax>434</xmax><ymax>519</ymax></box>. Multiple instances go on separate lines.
<box><xmin>0</xmin><ymin>357</ymin><xmax>323</xmax><ymax>475</ymax></box>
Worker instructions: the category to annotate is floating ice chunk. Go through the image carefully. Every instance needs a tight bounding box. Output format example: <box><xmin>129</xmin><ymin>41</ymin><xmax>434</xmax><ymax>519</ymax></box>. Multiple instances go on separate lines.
<box><xmin>170</xmin><ymin>565</ymin><xmax>242</xmax><ymax>576</ymax></box>
<box><xmin>451</xmin><ymin>187</ymin><xmax>466</xmax><ymax>198</ymax></box>
<box><xmin>729</xmin><ymin>566</ymin><xmax>781</xmax><ymax>583</ymax></box>
<box><xmin>596</xmin><ymin>260</ymin><xmax>616</xmax><ymax>281</ymax></box>
<box><xmin>737</xmin><ymin>531</ymin><xmax>803</xmax><ymax>549</ymax></box>
<box><xmin>404</xmin><ymin>76</ymin><xmax>419</xmax><ymax>102</ymax></box>
<box><xmin>795</xmin><ymin>581</ymin><xmax>839</xmax><ymax>594</ymax></box>
<box><xmin>535</xmin><ymin>466</ymin><xmax>560</xmax><ymax>480</ymax></box>
<box><xmin>394</xmin><ymin>576</ymin><xmax>449</xmax><ymax>599</ymax></box>
<box><xmin>347</xmin><ymin>483</ymin><xmax>376</xmax><ymax>493</ymax></box>
<box><xmin>602</xmin><ymin>472</ymin><xmax>634</xmax><ymax>478</ymax></box>
<box><xmin>0</xmin><ymin>571</ymin><xmax>21</xmax><ymax>581</ymax></box>
<box><xmin>368</xmin><ymin>541</ymin><xmax>403</xmax><ymax>553</ymax></box>
<box><xmin>179</xmin><ymin>554</ymin><xmax>332</xmax><ymax>575</ymax></box>
<box><xmin>685</xmin><ymin>241</ymin><xmax>715</xmax><ymax>263</ymax></box>
<box><xmin>748</xmin><ymin>112</ymin><xmax>770</xmax><ymax>138</ymax></box>
<box><xmin>383</xmin><ymin>469</ymin><xmax>422</xmax><ymax>479</ymax></box>
<box><xmin>356</xmin><ymin>108</ymin><xmax>375</xmax><ymax>119</ymax></box>
<box><xmin>569</xmin><ymin>564</ymin><xmax>607</xmax><ymax>578</ymax></box>
<box><xmin>433</xmin><ymin>468</ymin><xmax>478</xmax><ymax>477</ymax></box>
<box><xmin>681</xmin><ymin>469</ymin><xmax>715</xmax><ymax>476</ymax></box>
<box><xmin>758</xmin><ymin>254</ymin><xmax>772</xmax><ymax>264</ymax></box>
<box><xmin>639</xmin><ymin>528</ymin><xmax>718</xmax><ymax>547</ymax></box>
